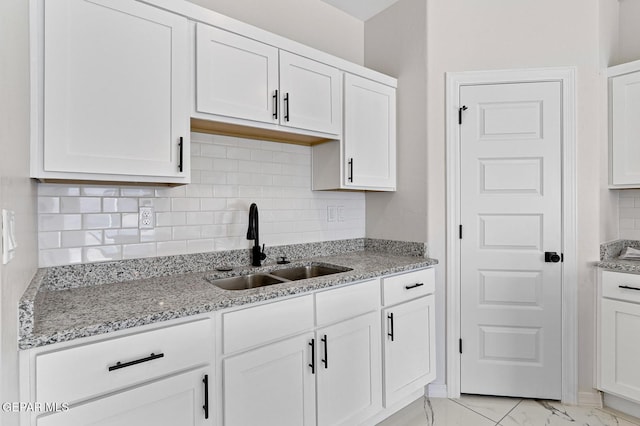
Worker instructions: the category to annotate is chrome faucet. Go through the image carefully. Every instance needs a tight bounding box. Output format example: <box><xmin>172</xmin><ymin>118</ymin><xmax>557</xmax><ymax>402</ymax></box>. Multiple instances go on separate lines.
<box><xmin>246</xmin><ymin>203</ymin><xmax>266</xmax><ymax>266</ymax></box>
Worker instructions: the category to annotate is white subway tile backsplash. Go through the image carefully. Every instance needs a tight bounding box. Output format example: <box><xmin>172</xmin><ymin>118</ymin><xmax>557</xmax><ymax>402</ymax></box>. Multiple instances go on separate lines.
<box><xmin>60</xmin><ymin>197</ymin><xmax>101</xmax><ymax>213</ymax></box>
<box><xmin>81</xmin><ymin>187</ymin><xmax>119</xmax><ymax>197</ymax></box>
<box><xmin>157</xmin><ymin>241</ymin><xmax>187</xmax><ymax>257</ymax></box>
<box><xmin>61</xmin><ymin>230</ymin><xmax>103</xmax><ymax>247</ymax></box>
<box><xmin>37</xmin><ymin>133</ymin><xmax>366</xmax><ymax>267</ymax></box>
<box><xmin>38</xmin><ymin>197</ymin><xmax>60</xmax><ymax>214</ymax></box>
<box><xmin>122</xmin><ymin>243</ymin><xmax>157</xmax><ymax>259</ymax></box>
<box><xmin>104</xmin><ymin>229</ymin><xmax>140</xmax><ymax>245</ymax></box>
<box><xmin>84</xmin><ymin>246</ymin><xmax>122</xmax><ymax>263</ymax></box>
<box><xmin>39</xmin><ymin>214</ymin><xmax>82</xmax><ymax>232</ymax></box>
<box><xmin>39</xmin><ymin>232</ymin><xmax>61</xmax><ymax>250</ymax></box>
<box><xmin>83</xmin><ymin>213</ymin><xmax>121</xmax><ymax>229</ymax></box>
<box><xmin>103</xmin><ymin>198</ymin><xmax>139</xmax><ymax>213</ymax></box>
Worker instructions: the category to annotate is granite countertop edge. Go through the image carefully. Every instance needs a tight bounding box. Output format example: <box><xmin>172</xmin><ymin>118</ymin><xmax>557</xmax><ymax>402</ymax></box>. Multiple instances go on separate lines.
<box><xmin>19</xmin><ymin>251</ymin><xmax>438</xmax><ymax>350</ymax></box>
<box><xmin>597</xmin><ymin>239</ymin><xmax>640</xmax><ymax>273</ymax></box>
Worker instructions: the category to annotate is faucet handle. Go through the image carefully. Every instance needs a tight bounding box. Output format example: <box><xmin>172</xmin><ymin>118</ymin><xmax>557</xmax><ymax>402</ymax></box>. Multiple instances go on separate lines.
<box><xmin>260</xmin><ymin>244</ymin><xmax>267</xmax><ymax>261</ymax></box>
<box><xmin>277</xmin><ymin>256</ymin><xmax>290</xmax><ymax>265</ymax></box>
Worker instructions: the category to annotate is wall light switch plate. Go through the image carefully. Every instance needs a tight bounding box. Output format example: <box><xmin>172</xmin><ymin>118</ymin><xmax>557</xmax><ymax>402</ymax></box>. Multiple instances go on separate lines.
<box><xmin>2</xmin><ymin>209</ymin><xmax>17</xmax><ymax>265</ymax></box>
<box><xmin>139</xmin><ymin>207</ymin><xmax>155</xmax><ymax>229</ymax></box>
<box><xmin>337</xmin><ymin>206</ymin><xmax>345</xmax><ymax>222</ymax></box>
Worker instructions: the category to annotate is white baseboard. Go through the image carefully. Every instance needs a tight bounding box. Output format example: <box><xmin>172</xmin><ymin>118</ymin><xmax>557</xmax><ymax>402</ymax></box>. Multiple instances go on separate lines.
<box><xmin>427</xmin><ymin>383</ymin><xmax>448</xmax><ymax>398</ymax></box>
<box><xmin>577</xmin><ymin>390</ymin><xmax>602</xmax><ymax>407</ymax></box>
<box><xmin>603</xmin><ymin>393</ymin><xmax>640</xmax><ymax>421</ymax></box>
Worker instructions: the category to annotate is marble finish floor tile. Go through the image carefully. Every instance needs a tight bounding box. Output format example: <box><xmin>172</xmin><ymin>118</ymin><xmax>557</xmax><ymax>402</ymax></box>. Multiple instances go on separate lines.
<box><xmin>499</xmin><ymin>399</ymin><xmax>640</xmax><ymax>426</ymax></box>
<box><xmin>376</xmin><ymin>396</ymin><xmax>640</xmax><ymax>426</ymax></box>
<box><xmin>377</xmin><ymin>396</ymin><xmax>496</xmax><ymax>426</ymax></box>
<box><xmin>453</xmin><ymin>394</ymin><xmax>522</xmax><ymax>422</ymax></box>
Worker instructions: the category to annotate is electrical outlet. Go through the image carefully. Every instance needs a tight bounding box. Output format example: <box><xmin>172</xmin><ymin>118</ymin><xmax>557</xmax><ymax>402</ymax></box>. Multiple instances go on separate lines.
<box><xmin>139</xmin><ymin>207</ymin><xmax>155</xmax><ymax>229</ymax></box>
<box><xmin>337</xmin><ymin>206</ymin><xmax>345</xmax><ymax>222</ymax></box>
<box><xmin>327</xmin><ymin>206</ymin><xmax>337</xmax><ymax>222</ymax></box>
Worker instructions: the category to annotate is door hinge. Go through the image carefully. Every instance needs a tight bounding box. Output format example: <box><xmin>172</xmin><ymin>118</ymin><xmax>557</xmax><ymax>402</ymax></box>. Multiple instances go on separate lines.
<box><xmin>458</xmin><ymin>105</ymin><xmax>468</xmax><ymax>125</ymax></box>
<box><xmin>459</xmin><ymin>338</ymin><xmax>463</xmax><ymax>354</ymax></box>
<box><xmin>459</xmin><ymin>224</ymin><xmax>463</xmax><ymax>239</ymax></box>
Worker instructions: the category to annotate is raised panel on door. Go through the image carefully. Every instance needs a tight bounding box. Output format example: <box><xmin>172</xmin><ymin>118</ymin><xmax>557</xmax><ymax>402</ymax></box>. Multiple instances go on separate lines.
<box><xmin>383</xmin><ymin>295</ymin><xmax>435</xmax><ymax>407</ymax></box>
<box><xmin>36</xmin><ymin>367</ymin><xmax>211</xmax><ymax>426</ymax></box>
<box><xmin>43</xmin><ymin>0</ymin><xmax>189</xmax><ymax>178</ymax></box>
<box><xmin>600</xmin><ymin>299</ymin><xmax>640</xmax><ymax>402</ymax></box>
<box><xmin>279</xmin><ymin>51</ymin><xmax>341</xmax><ymax>135</ymax></box>
<box><xmin>316</xmin><ymin>312</ymin><xmax>382</xmax><ymax>426</ymax></box>
<box><xmin>196</xmin><ymin>23</ymin><xmax>279</xmax><ymax>124</ymax></box>
<box><xmin>459</xmin><ymin>81</ymin><xmax>562</xmax><ymax>399</ymax></box>
<box><xmin>223</xmin><ymin>333</ymin><xmax>315</xmax><ymax>426</ymax></box>
<box><xmin>343</xmin><ymin>74</ymin><xmax>396</xmax><ymax>190</ymax></box>
<box><xmin>610</xmin><ymin>71</ymin><xmax>640</xmax><ymax>185</ymax></box>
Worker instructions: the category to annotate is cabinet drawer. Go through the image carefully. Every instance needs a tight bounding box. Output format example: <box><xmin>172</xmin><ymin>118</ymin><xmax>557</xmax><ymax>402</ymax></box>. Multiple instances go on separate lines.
<box><xmin>36</xmin><ymin>318</ymin><xmax>213</xmax><ymax>404</ymax></box>
<box><xmin>315</xmin><ymin>279</ymin><xmax>379</xmax><ymax>326</ymax></box>
<box><xmin>222</xmin><ymin>295</ymin><xmax>314</xmax><ymax>354</ymax></box>
<box><xmin>602</xmin><ymin>270</ymin><xmax>640</xmax><ymax>304</ymax></box>
<box><xmin>382</xmin><ymin>268</ymin><xmax>435</xmax><ymax>306</ymax></box>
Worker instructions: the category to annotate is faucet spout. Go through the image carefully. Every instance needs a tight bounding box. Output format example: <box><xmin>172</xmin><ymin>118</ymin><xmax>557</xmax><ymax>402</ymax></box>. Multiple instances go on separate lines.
<box><xmin>247</xmin><ymin>203</ymin><xmax>266</xmax><ymax>266</ymax></box>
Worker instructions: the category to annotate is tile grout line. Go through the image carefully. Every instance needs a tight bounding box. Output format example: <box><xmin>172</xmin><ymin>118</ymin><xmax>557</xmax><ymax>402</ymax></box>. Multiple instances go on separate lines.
<box><xmin>495</xmin><ymin>399</ymin><xmax>524</xmax><ymax>425</ymax></box>
<box><xmin>449</xmin><ymin>397</ymin><xmax>512</xmax><ymax>424</ymax></box>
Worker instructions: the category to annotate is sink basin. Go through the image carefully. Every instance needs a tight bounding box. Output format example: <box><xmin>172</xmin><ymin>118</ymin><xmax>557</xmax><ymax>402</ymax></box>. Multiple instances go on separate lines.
<box><xmin>270</xmin><ymin>265</ymin><xmax>351</xmax><ymax>281</ymax></box>
<box><xmin>206</xmin><ymin>263</ymin><xmax>352</xmax><ymax>291</ymax></box>
<box><xmin>208</xmin><ymin>273</ymin><xmax>286</xmax><ymax>291</ymax></box>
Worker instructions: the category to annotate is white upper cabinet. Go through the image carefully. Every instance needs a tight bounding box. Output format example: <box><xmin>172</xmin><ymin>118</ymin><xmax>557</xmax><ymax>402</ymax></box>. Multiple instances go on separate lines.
<box><xmin>343</xmin><ymin>73</ymin><xmax>396</xmax><ymax>190</ymax></box>
<box><xmin>195</xmin><ymin>24</ymin><xmax>341</xmax><ymax>137</ymax></box>
<box><xmin>279</xmin><ymin>51</ymin><xmax>342</xmax><ymax>135</ymax></box>
<box><xmin>609</xmin><ymin>60</ymin><xmax>640</xmax><ymax>188</ymax></box>
<box><xmin>33</xmin><ymin>0</ymin><xmax>190</xmax><ymax>184</ymax></box>
<box><xmin>195</xmin><ymin>24</ymin><xmax>279</xmax><ymax>124</ymax></box>
<box><xmin>312</xmin><ymin>73</ymin><xmax>396</xmax><ymax>191</ymax></box>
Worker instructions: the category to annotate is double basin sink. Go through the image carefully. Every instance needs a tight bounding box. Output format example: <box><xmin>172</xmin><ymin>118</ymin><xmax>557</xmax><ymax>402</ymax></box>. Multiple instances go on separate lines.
<box><xmin>206</xmin><ymin>264</ymin><xmax>352</xmax><ymax>291</ymax></box>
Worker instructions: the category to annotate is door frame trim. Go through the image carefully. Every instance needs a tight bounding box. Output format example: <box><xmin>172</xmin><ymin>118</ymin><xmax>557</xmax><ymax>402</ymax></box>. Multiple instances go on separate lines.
<box><xmin>445</xmin><ymin>68</ymin><xmax>577</xmax><ymax>404</ymax></box>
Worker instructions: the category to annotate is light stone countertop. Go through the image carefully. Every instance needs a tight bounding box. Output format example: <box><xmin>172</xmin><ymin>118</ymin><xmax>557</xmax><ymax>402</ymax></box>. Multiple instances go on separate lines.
<box><xmin>19</xmin><ymin>248</ymin><xmax>437</xmax><ymax>350</ymax></box>
<box><xmin>598</xmin><ymin>239</ymin><xmax>640</xmax><ymax>274</ymax></box>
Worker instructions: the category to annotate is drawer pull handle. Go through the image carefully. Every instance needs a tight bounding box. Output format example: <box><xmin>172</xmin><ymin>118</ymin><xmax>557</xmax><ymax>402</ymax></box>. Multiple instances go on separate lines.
<box><xmin>273</xmin><ymin>89</ymin><xmax>279</xmax><ymax>119</ymax></box>
<box><xmin>619</xmin><ymin>285</ymin><xmax>640</xmax><ymax>291</ymax></box>
<box><xmin>203</xmin><ymin>374</ymin><xmax>209</xmax><ymax>419</ymax></box>
<box><xmin>108</xmin><ymin>352</ymin><xmax>164</xmax><ymax>372</ymax></box>
<box><xmin>309</xmin><ymin>339</ymin><xmax>315</xmax><ymax>374</ymax></box>
<box><xmin>321</xmin><ymin>334</ymin><xmax>328</xmax><ymax>369</ymax></box>
<box><xmin>178</xmin><ymin>137</ymin><xmax>184</xmax><ymax>173</ymax></box>
<box><xmin>405</xmin><ymin>282</ymin><xmax>424</xmax><ymax>290</ymax></box>
<box><xmin>387</xmin><ymin>313</ymin><xmax>395</xmax><ymax>342</ymax></box>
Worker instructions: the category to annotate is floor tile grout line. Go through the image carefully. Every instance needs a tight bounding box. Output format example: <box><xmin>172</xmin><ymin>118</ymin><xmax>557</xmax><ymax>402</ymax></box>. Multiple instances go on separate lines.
<box><xmin>495</xmin><ymin>398</ymin><xmax>524</xmax><ymax>425</ymax></box>
<box><xmin>449</xmin><ymin>397</ymin><xmax>515</xmax><ymax>424</ymax></box>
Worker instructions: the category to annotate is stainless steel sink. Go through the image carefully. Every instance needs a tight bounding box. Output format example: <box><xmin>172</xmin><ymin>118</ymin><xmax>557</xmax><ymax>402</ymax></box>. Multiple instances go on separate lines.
<box><xmin>206</xmin><ymin>263</ymin><xmax>352</xmax><ymax>291</ymax></box>
<box><xmin>208</xmin><ymin>273</ymin><xmax>287</xmax><ymax>291</ymax></box>
<box><xmin>270</xmin><ymin>265</ymin><xmax>351</xmax><ymax>281</ymax></box>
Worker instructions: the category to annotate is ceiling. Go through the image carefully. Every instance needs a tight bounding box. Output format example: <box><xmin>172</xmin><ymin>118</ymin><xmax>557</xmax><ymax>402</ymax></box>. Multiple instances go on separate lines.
<box><xmin>320</xmin><ymin>0</ymin><xmax>401</xmax><ymax>21</ymax></box>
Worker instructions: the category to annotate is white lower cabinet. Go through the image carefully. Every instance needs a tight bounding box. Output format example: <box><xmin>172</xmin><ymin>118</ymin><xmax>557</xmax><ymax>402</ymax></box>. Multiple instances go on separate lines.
<box><xmin>316</xmin><ymin>312</ymin><xmax>382</xmax><ymax>426</ymax></box>
<box><xmin>381</xmin><ymin>269</ymin><xmax>436</xmax><ymax>408</ymax></box>
<box><xmin>36</xmin><ymin>367</ymin><xmax>211</xmax><ymax>426</ymax></box>
<box><xmin>22</xmin><ymin>317</ymin><xmax>214</xmax><ymax>426</ymax></box>
<box><xmin>599</xmin><ymin>270</ymin><xmax>640</xmax><ymax>403</ymax></box>
<box><xmin>223</xmin><ymin>332</ymin><xmax>316</xmax><ymax>426</ymax></box>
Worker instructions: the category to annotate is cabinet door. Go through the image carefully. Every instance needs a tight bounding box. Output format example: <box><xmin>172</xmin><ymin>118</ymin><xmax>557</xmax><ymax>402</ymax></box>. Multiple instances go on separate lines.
<box><xmin>343</xmin><ymin>73</ymin><xmax>396</xmax><ymax>190</ymax></box>
<box><xmin>383</xmin><ymin>295</ymin><xmax>436</xmax><ymax>407</ymax></box>
<box><xmin>316</xmin><ymin>312</ymin><xmax>382</xmax><ymax>426</ymax></box>
<box><xmin>223</xmin><ymin>333</ymin><xmax>316</xmax><ymax>426</ymax></box>
<box><xmin>42</xmin><ymin>0</ymin><xmax>188</xmax><ymax>179</ymax></box>
<box><xmin>600</xmin><ymin>298</ymin><xmax>640</xmax><ymax>402</ymax></box>
<box><xmin>279</xmin><ymin>51</ymin><xmax>341</xmax><ymax>135</ymax></box>
<box><xmin>36</xmin><ymin>368</ymin><xmax>211</xmax><ymax>426</ymax></box>
<box><xmin>196</xmin><ymin>24</ymin><xmax>279</xmax><ymax>124</ymax></box>
<box><xmin>610</xmin><ymin>70</ymin><xmax>640</xmax><ymax>186</ymax></box>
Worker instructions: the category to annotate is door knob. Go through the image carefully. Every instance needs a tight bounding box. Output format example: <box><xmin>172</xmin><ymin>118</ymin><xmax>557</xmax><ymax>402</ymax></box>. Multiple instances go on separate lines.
<box><xmin>545</xmin><ymin>252</ymin><xmax>561</xmax><ymax>263</ymax></box>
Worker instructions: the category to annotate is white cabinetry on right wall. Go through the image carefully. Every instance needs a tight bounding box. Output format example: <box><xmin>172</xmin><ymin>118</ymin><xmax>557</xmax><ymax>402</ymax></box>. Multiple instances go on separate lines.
<box><xmin>609</xmin><ymin>60</ymin><xmax>640</xmax><ymax>188</ymax></box>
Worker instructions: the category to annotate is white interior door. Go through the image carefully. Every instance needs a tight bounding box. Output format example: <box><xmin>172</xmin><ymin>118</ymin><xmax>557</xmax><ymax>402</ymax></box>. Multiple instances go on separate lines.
<box><xmin>459</xmin><ymin>81</ymin><xmax>562</xmax><ymax>399</ymax></box>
